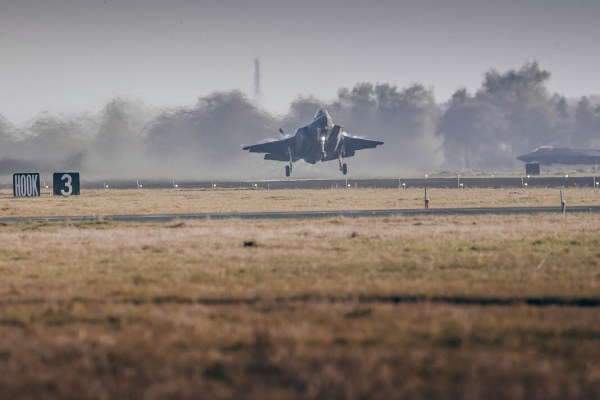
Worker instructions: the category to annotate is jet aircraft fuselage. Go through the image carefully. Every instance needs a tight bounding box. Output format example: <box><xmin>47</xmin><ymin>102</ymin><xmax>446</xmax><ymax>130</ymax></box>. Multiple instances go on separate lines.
<box><xmin>290</xmin><ymin>109</ymin><xmax>339</xmax><ymax>164</ymax></box>
<box><xmin>243</xmin><ymin>109</ymin><xmax>383</xmax><ymax>177</ymax></box>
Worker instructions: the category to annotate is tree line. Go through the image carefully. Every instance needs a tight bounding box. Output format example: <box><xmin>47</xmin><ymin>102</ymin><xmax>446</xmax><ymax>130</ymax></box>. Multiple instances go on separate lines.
<box><xmin>1</xmin><ymin>62</ymin><xmax>598</xmax><ymax>178</ymax></box>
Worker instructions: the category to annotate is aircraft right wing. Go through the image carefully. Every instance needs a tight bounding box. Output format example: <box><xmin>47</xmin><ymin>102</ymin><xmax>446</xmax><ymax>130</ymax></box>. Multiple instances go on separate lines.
<box><xmin>243</xmin><ymin>136</ymin><xmax>296</xmax><ymax>161</ymax></box>
<box><xmin>342</xmin><ymin>136</ymin><xmax>384</xmax><ymax>152</ymax></box>
<box><xmin>243</xmin><ymin>136</ymin><xmax>294</xmax><ymax>154</ymax></box>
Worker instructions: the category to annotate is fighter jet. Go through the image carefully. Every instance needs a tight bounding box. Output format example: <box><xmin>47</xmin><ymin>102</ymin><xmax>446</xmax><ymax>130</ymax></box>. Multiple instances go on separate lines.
<box><xmin>243</xmin><ymin>109</ymin><xmax>383</xmax><ymax>177</ymax></box>
<box><xmin>517</xmin><ymin>146</ymin><xmax>600</xmax><ymax>165</ymax></box>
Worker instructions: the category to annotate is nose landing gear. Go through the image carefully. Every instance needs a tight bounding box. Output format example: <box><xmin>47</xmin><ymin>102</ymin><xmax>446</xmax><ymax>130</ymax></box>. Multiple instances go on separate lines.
<box><xmin>320</xmin><ymin>136</ymin><xmax>327</xmax><ymax>162</ymax></box>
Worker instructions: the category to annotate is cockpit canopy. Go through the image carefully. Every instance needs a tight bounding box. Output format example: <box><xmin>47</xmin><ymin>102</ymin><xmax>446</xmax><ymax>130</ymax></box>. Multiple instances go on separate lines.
<box><xmin>313</xmin><ymin>109</ymin><xmax>329</xmax><ymax>120</ymax></box>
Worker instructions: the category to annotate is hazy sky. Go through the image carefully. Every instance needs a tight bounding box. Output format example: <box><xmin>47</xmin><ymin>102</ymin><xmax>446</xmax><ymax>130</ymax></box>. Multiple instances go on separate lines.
<box><xmin>1</xmin><ymin>0</ymin><xmax>599</xmax><ymax>124</ymax></box>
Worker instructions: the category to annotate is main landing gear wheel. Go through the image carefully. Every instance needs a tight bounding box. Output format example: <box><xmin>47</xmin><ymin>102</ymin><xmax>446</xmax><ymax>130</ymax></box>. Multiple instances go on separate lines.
<box><xmin>342</xmin><ymin>163</ymin><xmax>348</xmax><ymax>175</ymax></box>
<box><xmin>285</xmin><ymin>146</ymin><xmax>293</xmax><ymax>178</ymax></box>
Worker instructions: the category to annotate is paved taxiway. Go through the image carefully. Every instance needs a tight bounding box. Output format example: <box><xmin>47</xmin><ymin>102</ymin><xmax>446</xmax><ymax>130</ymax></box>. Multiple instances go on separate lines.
<box><xmin>2</xmin><ymin>206</ymin><xmax>600</xmax><ymax>224</ymax></box>
<box><xmin>0</xmin><ymin>175</ymin><xmax>600</xmax><ymax>190</ymax></box>
<box><xmin>3</xmin><ymin>176</ymin><xmax>600</xmax><ymax>190</ymax></box>
<box><xmin>73</xmin><ymin>176</ymin><xmax>600</xmax><ymax>189</ymax></box>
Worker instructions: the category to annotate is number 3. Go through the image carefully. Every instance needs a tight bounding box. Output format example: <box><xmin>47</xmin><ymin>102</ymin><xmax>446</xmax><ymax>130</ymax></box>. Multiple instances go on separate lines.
<box><xmin>61</xmin><ymin>174</ymin><xmax>73</xmax><ymax>196</ymax></box>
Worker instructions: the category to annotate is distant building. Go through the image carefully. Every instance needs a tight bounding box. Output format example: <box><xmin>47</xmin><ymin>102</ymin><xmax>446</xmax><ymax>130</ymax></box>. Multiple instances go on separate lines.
<box><xmin>517</xmin><ymin>146</ymin><xmax>600</xmax><ymax>174</ymax></box>
<box><xmin>518</xmin><ymin>146</ymin><xmax>600</xmax><ymax>166</ymax></box>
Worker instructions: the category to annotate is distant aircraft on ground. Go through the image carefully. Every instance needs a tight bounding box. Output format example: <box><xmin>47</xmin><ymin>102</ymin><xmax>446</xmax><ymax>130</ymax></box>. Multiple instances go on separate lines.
<box><xmin>243</xmin><ymin>109</ymin><xmax>383</xmax><ymax>177</ymax></box>
<box><xmin>517</xmin><ymin>146</ymin><xmax>600</xmax><ymax>166</ymax></box>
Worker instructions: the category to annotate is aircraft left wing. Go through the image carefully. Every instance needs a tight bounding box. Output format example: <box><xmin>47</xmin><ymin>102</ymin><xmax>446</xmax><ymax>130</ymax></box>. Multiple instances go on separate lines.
<box><xmin>342</xmin><ymin>136</ymin><xmax>384</xmax><ymax>152</ymax></box>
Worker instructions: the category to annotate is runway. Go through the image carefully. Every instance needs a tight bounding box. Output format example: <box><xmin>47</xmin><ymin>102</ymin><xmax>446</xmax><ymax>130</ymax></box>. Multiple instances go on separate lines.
<box><xmin>2</xmin><ymin>206</ymin><xmax>600</xmax><ymax>224</ymax></box>
<box><xmin>1</xmin><ymin>176</ymin><xmax>599</xmax><ymax>190</ymax></box>
<box><xmin>54</xmin><ymin>176</ymin><xmax>600</xmax><ymax>189</ymax></box>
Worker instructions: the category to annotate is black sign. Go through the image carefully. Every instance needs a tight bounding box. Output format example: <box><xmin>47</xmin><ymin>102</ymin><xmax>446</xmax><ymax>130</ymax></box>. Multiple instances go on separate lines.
<box><xmin>53</xmin><ymin>172</ymin><xmax>80</xmax><ymax>196</ymax></box>
<box><xmin>13</xmin><ymin>173</ymin><xmax>41</xmax><ymax>197</ymax></box>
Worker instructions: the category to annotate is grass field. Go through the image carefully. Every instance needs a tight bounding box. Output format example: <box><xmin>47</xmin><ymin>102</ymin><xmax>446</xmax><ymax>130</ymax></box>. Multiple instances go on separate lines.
<box><xmin>1</xmin><ymin>211</ymin><xmax>600</xmax><ymax>399</ymax></box>
<box><xmin>1</xmin><ymin>187</ymin><xmax>600</xmax><ymax>217</ymax></box>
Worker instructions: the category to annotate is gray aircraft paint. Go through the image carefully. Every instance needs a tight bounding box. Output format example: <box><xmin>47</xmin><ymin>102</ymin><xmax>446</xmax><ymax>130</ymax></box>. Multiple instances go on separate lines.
<box><xmin>517</xmin><ymin>147</ymin><xmax>600</xmax><ymax>165</ymax></box>
<box><xmin>243</xmin><ymin>109</ymin><xmax>383</xmax><ymax>176</ymax></box>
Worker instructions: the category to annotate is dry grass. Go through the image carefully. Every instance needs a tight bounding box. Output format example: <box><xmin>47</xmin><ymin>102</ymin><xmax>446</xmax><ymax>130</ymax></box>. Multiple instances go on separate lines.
<box><xmin>1</xmin><ymin>187</ymin><xmax>599</xmax><ymax>217</ymax></box>
<box><xmin>1</xmin><ymin>215</ymin><xmax>600</xmax><ymax>399</ymax></box>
